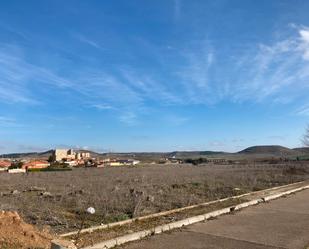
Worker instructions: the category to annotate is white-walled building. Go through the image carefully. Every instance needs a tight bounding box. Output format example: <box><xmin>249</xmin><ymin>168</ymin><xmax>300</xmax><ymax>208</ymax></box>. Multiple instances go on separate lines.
<box><xmin>54</xmin><ymin>149</ymin><xmax>90</xmax><ymax>161</ymax></box>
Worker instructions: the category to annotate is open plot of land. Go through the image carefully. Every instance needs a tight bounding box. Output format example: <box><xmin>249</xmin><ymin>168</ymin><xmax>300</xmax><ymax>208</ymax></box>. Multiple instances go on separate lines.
<box><xmin>70</xmin><ymin>196</ymin><xmax>246</xmax><ymax>248</ymax></box>
<box><xmin>0</xmin><ymin>162</ymin><xmax>309</xmax><ymax>237</ymax></box>
<box><xmin>67</xmin><ymin>181</ymin><xmax>309</xmax><ymax>248</ymax></box>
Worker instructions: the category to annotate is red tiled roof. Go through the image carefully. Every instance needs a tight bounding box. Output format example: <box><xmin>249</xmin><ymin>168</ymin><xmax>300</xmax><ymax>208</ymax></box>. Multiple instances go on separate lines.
<box><xmin>22</xmin><ymin>160</ymin><xmax>49</xmax><ymax>169</ymax></box>
<box><xmin>0</xmin><ymin>161</ymin><xmax>11</xmax><ymax>168</ymax></box>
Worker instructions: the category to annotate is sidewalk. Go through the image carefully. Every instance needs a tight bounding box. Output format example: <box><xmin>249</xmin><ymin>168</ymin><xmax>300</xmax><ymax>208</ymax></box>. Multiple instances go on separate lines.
<box><xmin>121</xmin><ymin>189</ymin><xmax>309</xmax><ymax>249</ymax></box>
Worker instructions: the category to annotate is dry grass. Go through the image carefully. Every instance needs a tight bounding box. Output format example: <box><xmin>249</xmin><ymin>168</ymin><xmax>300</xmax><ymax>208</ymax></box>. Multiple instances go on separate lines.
<box><xmin>72</xmin><ymin>197</ymin><xmax>246</xmax><ymax>248</ymax></box>
<box><xmin>0</xmin><ymin>162</ymin><xmax>308</xmax><ymax>234</ymax></box>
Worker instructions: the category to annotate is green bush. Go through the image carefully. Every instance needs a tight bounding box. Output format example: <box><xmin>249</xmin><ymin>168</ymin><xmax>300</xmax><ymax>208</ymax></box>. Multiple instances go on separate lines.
<box><xmin>184</xmin><ymin>157</ymin><xmax>209</xmax><ymax>165</ymax></box>
<box><xmin>8</xmin><ymin>161</ymin><xmax>23</xmax><ymax>169</ymax></box>
<box><xmin>28</xmin><ymin>167</ymin><xmax>72</xmax><ymax>172</ymax></box>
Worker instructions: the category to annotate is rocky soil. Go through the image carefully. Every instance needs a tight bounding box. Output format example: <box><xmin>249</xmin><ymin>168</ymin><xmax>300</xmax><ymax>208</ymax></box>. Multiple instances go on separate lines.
<box><xmin>0</xmin><ymin>211</ymin><xmax>53</xmax><ymax>249</ymax></box>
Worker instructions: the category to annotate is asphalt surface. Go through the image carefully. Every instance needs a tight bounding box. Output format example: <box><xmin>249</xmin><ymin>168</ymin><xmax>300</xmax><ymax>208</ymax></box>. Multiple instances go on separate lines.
<box><xmin>122</xmin><ymin>189</ymin><xmax>309</xmax><ymax>249</ymax></box>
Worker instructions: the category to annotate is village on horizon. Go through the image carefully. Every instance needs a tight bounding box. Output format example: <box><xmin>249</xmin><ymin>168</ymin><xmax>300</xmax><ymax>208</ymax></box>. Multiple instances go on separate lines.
<box><xmin>0</xmin><ymin>148</ymin><xmax>141</xmax><ymax>173</ymax></box>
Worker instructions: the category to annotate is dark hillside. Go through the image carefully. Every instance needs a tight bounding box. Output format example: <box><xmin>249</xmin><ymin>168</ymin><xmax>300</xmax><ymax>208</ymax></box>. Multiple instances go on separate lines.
<box><xmin>238</xmin><ymin>145</ymin><xmax>297</xmax><ymax>156</ymax></box>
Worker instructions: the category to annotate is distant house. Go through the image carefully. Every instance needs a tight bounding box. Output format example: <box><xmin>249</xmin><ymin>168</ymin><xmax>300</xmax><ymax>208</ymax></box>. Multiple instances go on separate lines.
<box><xmin>109</xmin><ymin>161</ymin><xmax>122</xmax><ymax>166</ymax></box>
<box><xmin>96</xmin><ymin>163</ymin><xmax>105</xmax><ymax>168</ymax></box>
<box><xmin>22</xmin><ymin>160</ymin><xmax>50</xmax><ymax>170</ymax></box>
<box><xmin>128</xmin><ymin>159</ymin><xmax>140</xmax><ymax>166</ymax></box>
<box><xmin>0</xmin><ymin>160</ymin><xmax>11</xmax><ymax>169</ymax></box>
<box><xmin>165</xmin><ymin>158</ymin><xmax>183</xmax><ymax>164</ymax></box>
<box><xmin>109</xmin><ymin>159</ymin><xmax>140</xmax><ymax>166</ymax></box>
<box><xmin>64</xmin><ymin>160</ymin><xmax>77</xmax><ymax>167</ymax></box>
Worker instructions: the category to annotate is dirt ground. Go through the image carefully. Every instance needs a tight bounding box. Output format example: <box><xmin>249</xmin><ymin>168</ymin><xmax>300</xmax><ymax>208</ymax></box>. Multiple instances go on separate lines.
<box><xmin>0</xmin><ymin>162</ymin><xmax>308</xmax><ymax>235</ymax></box>
<box><xmin>0</xmin><ymin>211</ymin><xmax>53</xmax><ymax>249</ymax></box>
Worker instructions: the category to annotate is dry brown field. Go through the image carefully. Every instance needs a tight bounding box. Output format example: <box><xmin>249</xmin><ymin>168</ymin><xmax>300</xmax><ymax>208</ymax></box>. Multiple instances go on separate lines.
<box><xmin>0</xmin><ymin>162</ymin><xmax>308</xmax><ymax>235</ymax></box>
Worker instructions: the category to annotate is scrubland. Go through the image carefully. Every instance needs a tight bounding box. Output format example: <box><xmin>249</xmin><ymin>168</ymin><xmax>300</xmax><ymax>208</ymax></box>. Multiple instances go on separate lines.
<box><xmin>0</xmin><ymin>162</ymin><xmax>308</xmax><ymax>234</ymax></box>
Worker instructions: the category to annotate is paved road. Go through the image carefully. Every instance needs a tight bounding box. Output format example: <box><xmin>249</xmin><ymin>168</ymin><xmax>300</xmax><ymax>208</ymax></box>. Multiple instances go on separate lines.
<box><xmin>122</xmin><ymin>189</ymin><xmax>309</xmax><ymax>249</ymax></box>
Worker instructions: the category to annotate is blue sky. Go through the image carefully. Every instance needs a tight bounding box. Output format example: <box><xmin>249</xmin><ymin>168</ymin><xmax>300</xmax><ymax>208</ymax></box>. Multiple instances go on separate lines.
<box><xmin>1</xmin><ymin>0</ymin><xmax>309</xmax><ymax>153</ymax></box>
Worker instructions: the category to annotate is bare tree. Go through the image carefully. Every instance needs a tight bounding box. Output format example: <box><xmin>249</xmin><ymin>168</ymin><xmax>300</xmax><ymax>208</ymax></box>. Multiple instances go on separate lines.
<box><xmin>303</xmin><ymin>125</ymin><xmax>309</xmax><ymax>147</ymax></box>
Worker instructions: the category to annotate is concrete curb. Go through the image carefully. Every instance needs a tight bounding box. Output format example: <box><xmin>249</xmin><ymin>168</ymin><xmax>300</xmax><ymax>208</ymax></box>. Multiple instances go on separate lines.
<box><xmin>81</xmin><ymin>184</ymin><xmax>309</xmax><ymax>249</ymax></box>
<box><xmin>60</xmin><ymin>181</ymin><xmax>306</xmax><ymax>238</ymax></box>
<box><xmin>51</xmin><ymin>239</ymin><xmax>77</xmax><ymax>249</ymax></box>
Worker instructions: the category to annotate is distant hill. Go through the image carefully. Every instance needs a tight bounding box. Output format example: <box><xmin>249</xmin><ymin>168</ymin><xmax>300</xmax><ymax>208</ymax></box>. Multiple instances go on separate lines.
<box><xmin>0</xmin><ymin>150</ymin><xmax>54</xmax><ymax>159</ymax></box>
<box><xmin>292</xmin><ymin>147</ymin><xmax>309</xmax><ymax>154</ymax></box>
<box><xmin>74</xmin><ymin>149</ymin><xmax>103</xmax><ymax>158</ymax></box>
<box><xmin>168</xmin><ymin>151</ymin><xmax>226</xmax><ymax>158</ymax></box>
<box><xmin>238</xmin><ymin>145</ymin><xmax>298</xmax><ymax>156</ymax></box>
<box><xmin>1</xmin><ymin>145</ymin><xmax>308</xmax><ymax>161</ymax></box>
<box><xmin>0</xmin><ymin>149</ymin><xmax>105</xmax><ymax>159</ymax></box>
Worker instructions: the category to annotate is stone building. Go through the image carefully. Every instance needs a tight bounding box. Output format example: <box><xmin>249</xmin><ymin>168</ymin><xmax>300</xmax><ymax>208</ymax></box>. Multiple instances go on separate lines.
<box><xmin>53</xmin><ymin>149</ymin><xmax>90</xmax><ymax>161</ymax></box>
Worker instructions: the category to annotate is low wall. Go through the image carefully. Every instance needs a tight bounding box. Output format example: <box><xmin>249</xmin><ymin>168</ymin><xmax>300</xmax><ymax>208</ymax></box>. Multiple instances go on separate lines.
<box><xmin>8</xmin><ymin>168</ymin><xmax>26</xmax><ymax>174</ymax></box>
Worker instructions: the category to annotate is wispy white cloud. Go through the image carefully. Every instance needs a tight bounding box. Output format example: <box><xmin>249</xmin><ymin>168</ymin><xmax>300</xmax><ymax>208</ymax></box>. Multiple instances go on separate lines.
<box><xmin>296</xmin><ymin>105</ymin><xmax>309</xmax><ymax>116</ymax></box>
<box><xmin>75</xmin><ymin>34</ymin><xmax>103</xmax><ymax>50</ymax></box>
<box><xmin>299</xmin><ymin>28</ymin><xmax>309</xmax><ymax>60</ymax></box>
<box><xmin>169</xmin><ymin>26</ymin><xmax>309</xmax><ymax>107</ymax></box>
<box><xmin>221</xmin><ymin>27</ymin><xmax>309</xmax><ymax>104</ymax></box>
<box><xmin>1</xmin><ymin>25</ymin><xmax>309</xmax><ymax>125</ymax></box>
<box><xmin>0</xmin><ymin>116</ymin><xmax>17</xmax><ymax>127</ymax></box>
<box><xmin>0</xmin><ymin>44</ymin><xmax>71</xmax><ymax>104</ymax></box>
<box><xmin>173</xmin><ymin>0</ymin><xmax>181</xmax><ymax>21</ymax></box>
<box><xmin>91</xmin><ymin>103</ymin><xmax>114</xmax><ymax>110</ymax></box>
<box><xmin>0</xmin><ymin>44</ymin><xmax>155</xmax><ymax>128</ymax></box>
<box><xmin>119</xmin><ymin>111</ymin><xmax>138</xmax><ymax>126</ymax></box>
<box><xmin>0</xmin><ymin>44</ymin><xmax>142</xmax><ymax>109</ymax></box>
<box><xmin>0</xmin><ymin>22</ymin><xmax>29</xmax><ymax>41</ymax></box>
<box><xmin>164</xmin><ymin>114</ymin><xmax>189</xmax><ymax>126</ymax></box>
<box><xmin>120</xmin><ymin>68</ymin><xmax>182</xmax><ymax>105</ymax></box>
<box><xmin>176</xmin><ymin>43</ymin><xmax>215</xmax><ymax>104</ymax></box>
<box><xmin>76</xmin><ymin>72</ymin><xmax>143</xmax><ymax>107</ymax></box>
